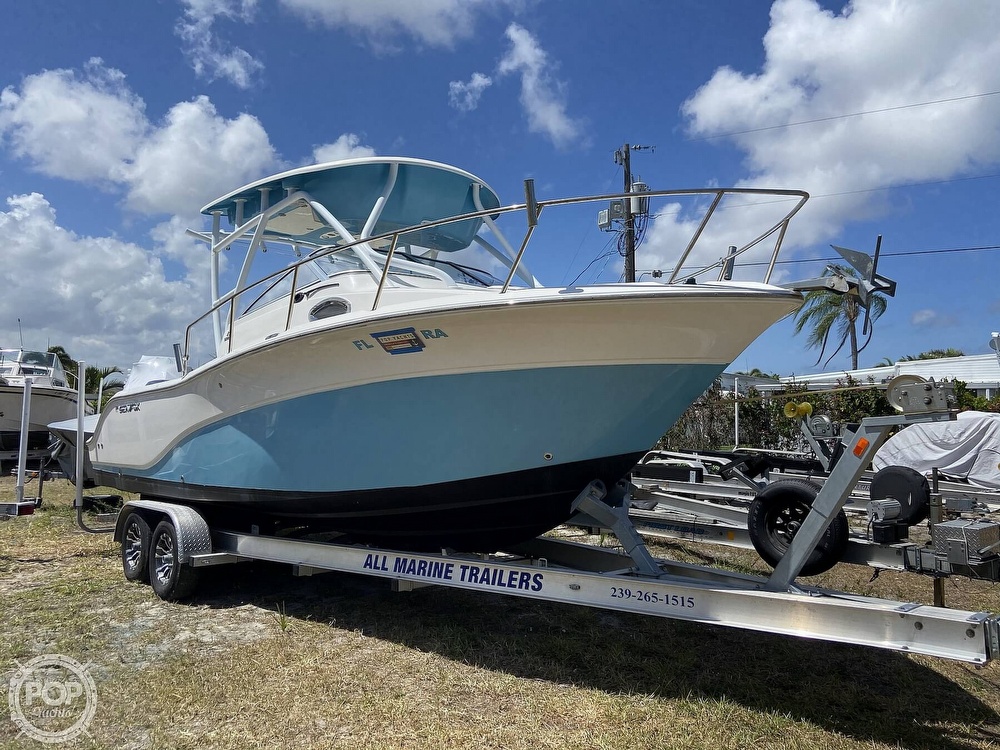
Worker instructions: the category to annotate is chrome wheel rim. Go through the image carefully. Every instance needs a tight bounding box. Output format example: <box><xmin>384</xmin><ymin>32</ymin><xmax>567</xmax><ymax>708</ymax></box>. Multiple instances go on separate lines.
<box><xmin>152</xmin><ymin>531</ymin><xmax>174</xmax><ymax>585</ymax></box>
<box><xmin>124</xmin><ymin>522</ymin><xmax>144</xmax><ymax>572</ymax></box>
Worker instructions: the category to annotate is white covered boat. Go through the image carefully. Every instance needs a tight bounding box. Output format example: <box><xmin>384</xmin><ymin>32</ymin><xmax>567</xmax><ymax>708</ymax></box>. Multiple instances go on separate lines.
<box><xmin>57</xmin><ymin>157</ymin><xmax>809</xmax><ymax>550</ymax></box>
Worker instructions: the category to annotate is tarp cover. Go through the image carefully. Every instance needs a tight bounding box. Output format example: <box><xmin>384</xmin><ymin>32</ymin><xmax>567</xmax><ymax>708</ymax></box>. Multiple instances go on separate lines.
<box><xmin>873</xmin><ymin>411</ymin><xmax>1000</xmax><ymax>489</ymax></box>
<box><xmin>121</xmin><ymin>355</ymin><xmax>181</xmax><ymax>393</ymax></box>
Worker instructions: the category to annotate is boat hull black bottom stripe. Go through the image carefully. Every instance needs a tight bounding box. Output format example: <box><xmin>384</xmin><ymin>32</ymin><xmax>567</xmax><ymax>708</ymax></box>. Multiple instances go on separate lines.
<box><xmin>93</xmin><ymin>452</ymin><xmax>643</xmax><ymax>551</ymax></box>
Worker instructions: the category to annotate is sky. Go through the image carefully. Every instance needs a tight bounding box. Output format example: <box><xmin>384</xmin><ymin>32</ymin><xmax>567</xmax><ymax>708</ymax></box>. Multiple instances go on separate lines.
<box><xmin>1</xmin><ymin>0</ymin><xmax>999</xmax><ymax>377</ymax></box>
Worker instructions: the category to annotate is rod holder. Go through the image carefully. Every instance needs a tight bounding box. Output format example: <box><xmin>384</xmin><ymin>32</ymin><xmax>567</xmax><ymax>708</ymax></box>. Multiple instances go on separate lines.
<box><xmin>524</xmin><ymin>179</ymin><xmax>538</xmax><ymax>228</ymax></box>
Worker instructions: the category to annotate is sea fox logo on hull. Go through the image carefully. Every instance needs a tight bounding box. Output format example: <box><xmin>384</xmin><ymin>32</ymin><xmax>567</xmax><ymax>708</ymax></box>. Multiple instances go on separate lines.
<box><xmin>116</xmin><ymin>402</ymin><xmax>140</xmax><ymax>414</ymax></box>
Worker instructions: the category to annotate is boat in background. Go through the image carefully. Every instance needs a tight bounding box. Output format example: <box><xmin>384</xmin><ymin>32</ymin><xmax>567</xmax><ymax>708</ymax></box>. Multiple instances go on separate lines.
<box><xmin>53</xmin><ymin>157</ymin><xmax>809</xmax><ymax>550</ymax></box>
<box><xmin>0</xmin><ymin>349</ymin><xmax>83</xmax><ymax>454</ymax></box>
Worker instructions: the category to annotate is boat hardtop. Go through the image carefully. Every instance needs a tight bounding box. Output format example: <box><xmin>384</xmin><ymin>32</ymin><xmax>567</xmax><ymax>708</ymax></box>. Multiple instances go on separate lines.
<box><xmin>201</xmin><ymin>157</ymin><xmax>502</xmax><ymax>252</ymax></box>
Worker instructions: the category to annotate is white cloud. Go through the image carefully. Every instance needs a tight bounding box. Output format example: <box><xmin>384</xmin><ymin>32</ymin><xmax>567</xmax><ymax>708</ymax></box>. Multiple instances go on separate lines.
<box><xmin>0</xmin><ymin>58</ymin><xmax>147</xmax><ymax>184</ymax></box>
<box><xmin>911</xmin><ymin>308</ymin><xmax>957</xmax><ymax>328</ymax></box>
<box><xmin>449</xmin><ymin>73</ymin><xmax>493</xmax><ymax>112</ymax></box>
<box><xmin>635</xmin><ymin>192</ymin><xmax>807</xmax><ymax>284</ymax></box>
<box><xmin>311</xmin><ymin>134</ymin><xmax>377</xmax><ymax>163</ymax></box>
<box><xmin>278</xmin><ymin>0</ymin><xmax>502</xmax><ymax>50</ymax></box>
<box><xmin>0</xmin><ymin>60</ymin><xmax>380</xmax><ymax>366</ymax></box>
<box><xmin>149</xmin><ymin>216</ymin><xmax>213</xmax><ymax>283</ymax></box>
<box><xmin>680</xmin><ymin>0</ymin><xmax>1000</xmax><ymax>247</ymax></box>
<box><xmin>176</xmin><ymin>0</ymin><xmax>264</xmax><ymax>89</ymax></box>
<box><xmin>177</xmin><ymin>0</ymin><xmax>262</xmax><ymax>86</ymax></box>
<box><xmin>0</xmin><ymin>193</ymin><xmax>204</xmax><ymax>367</ymax></box>
<box><xmin>122</xmin><ymin>96</ymin><xmax>279</xmax><ymax>216</ymax></box>
<box><xmin>497</xmin><ymin>23</ymin><xmax>584</xmax><ymax>149</ymax></box>
<box><xmin>0</xmin><ymin>61</ymin><xmax>281</xmax><ymax>216</ymax></box>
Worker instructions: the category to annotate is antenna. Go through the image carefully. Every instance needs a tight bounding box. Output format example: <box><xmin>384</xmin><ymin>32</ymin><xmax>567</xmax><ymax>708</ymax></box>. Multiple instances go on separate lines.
<box><xmin>17</xmin><ymin>318</ymin><xmax>23</xmax><ymax>349</ymax></box>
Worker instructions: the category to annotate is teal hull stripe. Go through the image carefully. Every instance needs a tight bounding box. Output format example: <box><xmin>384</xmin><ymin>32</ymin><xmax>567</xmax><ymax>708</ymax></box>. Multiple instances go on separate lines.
<box><xmin>110</xmin><ymin>363</ymin><xmax>723</xmax><ymax>492</ymax></box>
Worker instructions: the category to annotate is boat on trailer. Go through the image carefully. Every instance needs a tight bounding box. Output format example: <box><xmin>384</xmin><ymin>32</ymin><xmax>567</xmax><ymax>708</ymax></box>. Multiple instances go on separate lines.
<box><xmin>0</xmin><ymin>349</ymin><xmax>84</xmax><ymax>454</ymax></box>
<box><xmin>57</xmin><ymin>157</ymin><xmax>810</xmax><ymax>550</ymax></box>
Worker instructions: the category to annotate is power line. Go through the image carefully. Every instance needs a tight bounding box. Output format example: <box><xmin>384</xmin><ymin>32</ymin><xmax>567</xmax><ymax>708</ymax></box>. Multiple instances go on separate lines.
<box><xmin>647</xmin><ymin>172</ymin><xmax>1000</xmax><ymax>221</ymax></box>
<box><xmin>688</xmin><ymin>89</ymin><xmax>1000</xmax><ymax>142</ymax></box>
<box><xmin>771</xmin><ymin>244</ymin><xmax>1000</xmax><ymax>266</ymax></box>
<box><xmin>881</xmin><ymin>244</ymin><xmax>1000</xmax><ymax>258</ymax></box>
<box><xmin>812</xmin><ymin>172</ymin><xmax>1000</xmax><ymax>200</ymax></box>
<box><xmin>570</xmin><ymin>242</ymin><xmax>618</xmax><ymax>286</ymax></box>
<box><xmin>635</xmin><ymin>243</ymin><xmax>1000</xmax><ymax>274</ymax></box>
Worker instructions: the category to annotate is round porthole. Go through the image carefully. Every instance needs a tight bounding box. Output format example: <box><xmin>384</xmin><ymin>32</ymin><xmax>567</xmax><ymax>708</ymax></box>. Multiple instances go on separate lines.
<box><xmin>309</xmin><ymin>299</ymin><xmax>349</xmax><ymax>321</ymax></box>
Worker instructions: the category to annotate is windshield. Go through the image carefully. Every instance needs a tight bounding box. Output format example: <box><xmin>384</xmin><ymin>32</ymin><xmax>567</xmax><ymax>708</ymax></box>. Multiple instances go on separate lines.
<box><xmin>239</xmin><ymin>241</ymin><xmax>502</xmax><ymax>318</ymax></box>
<box><xmin>0</xmin><ymin>349</ymin><xmax>65</xmax><ymax>384</ymax></box>
<box><xmin>380</xmin><ymin>250</ymin><xmax>499</xmax><ymax>286</ymax></box>
<box><xmin>239</xmin><ymin>248</ymin><xmax>369</xmax><ymax>317</ymax></box>
<box><xmin>0</xmin><ymin>349</ymin><xmax>54</xmax><ymax>367</ymax></box>
<box><xmin>309</xmin><ymin>248</ymin><xmax>370</xmax><ymax>277</ymax></box>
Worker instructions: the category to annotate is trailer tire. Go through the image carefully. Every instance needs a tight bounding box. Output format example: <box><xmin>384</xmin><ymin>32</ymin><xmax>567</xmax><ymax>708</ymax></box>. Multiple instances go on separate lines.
<box><xmin>870</xmin><ymin>465</ymin><xmax>929</xmax><ymax>525</ymax></box>
<box><xmin>748</xmin><ymin>479</ymin><xmax>848</xmax><ymax>577</ymax></box>
<box><xmin>121</xmin><ymin>512</ymin><xmax>151</xmax><ymax>583</ymax></box>
<box><xmin>148</xmin><ymin>520</ymin><xmax>201</xmax><ymax>601</ymax></box>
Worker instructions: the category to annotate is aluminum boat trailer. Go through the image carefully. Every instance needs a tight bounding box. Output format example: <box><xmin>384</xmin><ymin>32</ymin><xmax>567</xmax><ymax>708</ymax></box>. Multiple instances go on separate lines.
<box><xmin>621</xmin><ymin>472</ymin><xmax>1000</xmax><ymax>581</ymax></box>
<box><xmin>619</xmin><ymin>486</ymin><xmax>1000</xmax><ymax>581</ymax></box>
<box><xmin>631</xmin><ymin>451</ymin><xmax>1000</xmax><ymax>514</ymax></box>
<box><xmin>615</xmin><ymin>376</ymin><xmax>1000</xmax><ymax>584</ymax></box>
<box><xmin>109</xmin><ymin>475</ymin><xmax>1000</xmax><ymax>665</ymax></box>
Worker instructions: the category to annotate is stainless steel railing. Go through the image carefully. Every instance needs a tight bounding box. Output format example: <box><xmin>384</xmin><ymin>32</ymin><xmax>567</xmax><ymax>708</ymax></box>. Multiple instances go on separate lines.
<box><xmin>182</xmin><ymin>184</ymin><xmax>808</xmax><ymax>371</ymax></box>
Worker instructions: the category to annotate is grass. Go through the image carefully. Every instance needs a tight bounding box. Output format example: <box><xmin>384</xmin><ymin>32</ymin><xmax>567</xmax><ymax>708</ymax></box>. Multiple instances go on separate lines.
<box><xmin>2</xmin><ymin>476</ymin><xmax>1000</xmax><ymax>749</ymax></box>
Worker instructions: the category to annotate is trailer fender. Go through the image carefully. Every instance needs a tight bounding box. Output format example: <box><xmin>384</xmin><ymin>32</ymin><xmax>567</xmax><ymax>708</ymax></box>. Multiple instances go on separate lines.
<box><xmin>113</xmin><ymin>499</ymin><xmax>212</xmax><ymax>563</ymax></box>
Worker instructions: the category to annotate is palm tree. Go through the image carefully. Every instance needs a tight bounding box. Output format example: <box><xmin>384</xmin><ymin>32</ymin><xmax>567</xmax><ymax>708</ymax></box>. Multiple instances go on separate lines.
<box><xmin>85</xmin><ymin>365</ymin><xmax>124</xmax><ymax>393</ymax></box>
<box><xmin>793</xmin><ymin>264</ymin><xmax>889</xmax><ymax>370</ymax></box>
<box><xmin>86</xmin><ymin>365</ymin><xmax>125</xmax><ymax>411</ymax></box>
<box><xmin>46</xmin><ymin>346</ymin><xmax>124</xmax><ymax>406</ymax></box>
<box><xmin>900</xmin><ymin>348</ymin><xmax>964</xmax><ymax>361</ymax></box>
<box><xmin>735</xmin><ymin>367</ymin><xmax>778</xmax><ymax>378</ymax></box>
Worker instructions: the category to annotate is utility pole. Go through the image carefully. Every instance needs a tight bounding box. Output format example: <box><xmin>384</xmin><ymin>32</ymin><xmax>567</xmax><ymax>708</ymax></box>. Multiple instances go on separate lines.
<box><xmin>614</xmin><ymin>143</ymin><xmax>654</xmax><ymax>283</ymax></box>
<box><xmin>619</xmin><ymin>144</ymin><xmax>636</xmax><ymax>282</ymax></box>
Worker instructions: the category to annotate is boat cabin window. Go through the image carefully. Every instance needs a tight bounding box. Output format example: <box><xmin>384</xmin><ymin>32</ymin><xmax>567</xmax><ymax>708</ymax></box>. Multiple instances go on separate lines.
<box><xmin>309</xmin><ymin>299</ymin><xmax>350</xmax><ymax>320</ymax></box>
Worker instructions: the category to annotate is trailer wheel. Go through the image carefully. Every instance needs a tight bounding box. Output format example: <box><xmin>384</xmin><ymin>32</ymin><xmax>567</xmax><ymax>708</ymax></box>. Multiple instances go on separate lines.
<box><xmin>870</xmin><ymin>466</ymin><xmax>930</xmax><ymax>525</ymax></box>
<box><xmin>148</xmin><ymin>520</ymin><xmax>200</xmax><ymax>601</ymax></box>
<box><xmin>748</xmin><ymin>479</ymin><xmax>848</xmax><ymax>577</ymax></box>
<box><xmin>121</xmin><ymin>512</ymin><xmax>151</xmax><ymax>583</ymax></box>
